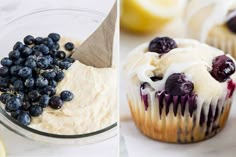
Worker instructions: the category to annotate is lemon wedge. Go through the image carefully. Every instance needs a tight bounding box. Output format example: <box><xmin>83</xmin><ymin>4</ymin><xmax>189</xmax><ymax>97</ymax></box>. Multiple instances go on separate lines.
<box><xmin>120</xmin><ymin>0</ymin><xmax>187</xmax><ymax>33</ymax></box>
<box><xmin>0</xmin><ymin>139</ymin><xmax>6</xmax><ymax>157</ymax></box>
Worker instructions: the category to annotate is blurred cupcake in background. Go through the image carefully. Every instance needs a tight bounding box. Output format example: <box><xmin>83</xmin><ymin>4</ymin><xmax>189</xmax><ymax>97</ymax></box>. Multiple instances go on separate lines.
<box><xmin>186</xmin><ymin>0</ymin><xmax>236</xmax><ymax>58</ymax></box>
<box><xmin>120</xmin><ymin>0</ymin><xmax>187</xmax><ymax>34</ymax></box>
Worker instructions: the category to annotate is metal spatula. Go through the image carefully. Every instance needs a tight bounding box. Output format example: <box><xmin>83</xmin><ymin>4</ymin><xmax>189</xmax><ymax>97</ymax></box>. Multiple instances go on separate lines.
<box><xmin>71</xmin><ymin>1</ymin><xmax>117</xmax><ymax>68</ymax></box>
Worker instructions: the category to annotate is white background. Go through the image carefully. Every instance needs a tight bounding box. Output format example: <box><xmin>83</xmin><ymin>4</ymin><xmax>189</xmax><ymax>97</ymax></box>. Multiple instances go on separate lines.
<box><xmin>0</xmin><ymin>0</ymin><xmax>117</xmax><ymax>157</ymax></box>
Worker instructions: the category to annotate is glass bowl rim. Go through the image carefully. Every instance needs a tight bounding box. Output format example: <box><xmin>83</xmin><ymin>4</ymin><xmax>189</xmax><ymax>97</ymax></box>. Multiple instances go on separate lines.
<box><xmin>0</xmin><ymin>8</ymin><xmax>117</xmax><ymax>140</ymax></box>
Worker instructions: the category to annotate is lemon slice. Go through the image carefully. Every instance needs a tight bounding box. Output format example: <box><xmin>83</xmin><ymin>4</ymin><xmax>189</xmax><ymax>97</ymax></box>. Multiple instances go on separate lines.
<box><xmin>0</xmin><ymin>139</ymin><xmax>6</xmax><ymax>157</ymax></box>
<box><xmin>120</xmin><ymin>0</ymin><xmax>187</xmax><ymax>33</ymax></box>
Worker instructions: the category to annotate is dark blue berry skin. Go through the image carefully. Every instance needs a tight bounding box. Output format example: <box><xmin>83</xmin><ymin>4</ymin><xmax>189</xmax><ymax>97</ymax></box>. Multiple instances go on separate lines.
<box><xmin>28</xmin><ymin>90</ymin><xmax>41</xmax><ymax>102</ymax></box>
<box><xmin>44</xmin><ymin>55</ymin><xmax>54</xmax><ymax>64</ymax></box>
<box><xmin>13</xmin><ymin>42</ymin><xmax>24</xmax><ymax>51</ymax></box>
<box><xmin>10</xmin><ymin>66</ymin><xmax>22</xmax><ymax>76</ymax></box>
<box><xmin>55</xmin><ymin>71</ymin><xmax>64</xmax><ymax>82</ymax></box>
<box><xmin>60</xmin><ymin>91</ymin><xmax>74</xmax><ymax>101</ymax></box>
<box><xmin>24</xmin><ymin>35</ymin><xmax>35</xmax><ymax>45</ymax></box>
<box><xmin>56</xmin><ymin>51</ymin><xmax>66</xmax><ymax>59</ymax></box>
<box><xmin>59</xmin><ymin>61</ymin><xmax>72</xmax><ymax>70</ymax></box>
<box><xmin>39</xmin><ymin>44</ymin><xmax>49</xmax><ymax>54</ymax></box>
<box><xmin>0</xmin><ymin>77</ymin><xmax>9</xmax><ymax>88</ymax></box>
<box><xmin>64</xmin><ymin>42</ymin><xmax>74</xmax><ymax>51</ymax></box>
<box><xmin>25</xmin><ymin>58</ymin><xmax>37</xmax><ymax>69</ymax></box>
<box><xmin>10</xmin><ymin>76</ymin><xmax>19</xmax><ymax>84</ymax></box>
<box><xmin>0</xmin><ymin>66</ymin><xmax>9</xmax><ymax>77</ymax></box>
<box><xmin>13</xmin><ymin>80</ymin><xmax>24</xmax><ymax>91</ymax></box>
<box><xmin>17</xmin><ymin>111</ymin><xmax>31</xmax><ymax>126</ymax></box>
<box><xmin>34</xmin><ymin>37</ymin><xmax>43</xmax><ymax>45</ymax></box>
<box><xmin>37</xmin><ymin>57</ymin><xmax>50</xmax><ymax>69</ymax></box>
<box><xmin>51</xmin><ymin>43</ymin><xmax>60</xmax><ymax>51</ymax></box>
<box><xmin>35</xmin><ymin>76</ymin><xmax>48</xmax><ymax>88</ymax></box>
<box><xmin>40</xmin><ymin>86</ymin><xmax>56</xmax><ymax>96</ymax></box>
<box><xmin>13</xmin><ymin>57</ymin><xmax>24</xmax><ymax>65</ymax></box>
<box><xmin>63</xmin><ymin>57</ymin><xmax>75</xmax><ymax>63</ymax></box>
<box><xmin>33</xmin><ymin>51</ymin><xmax>43</xmax><ymax>57</ymax></box>
<box><xmin>18</xmin><ymin>67</ymin><xmax>32</xmax><ymax>78</ymax></box>
<box><xmin>39</xmin><ymin>94</ymin><xmax>50</xmax><ymax>108</ymax></box>
<box><xmin>21</xmin><ymin>101</ymin><xmax>31</xmax><ymax>111</ymax></box>
<box><xmin>49</xmin><ymin>80</ymin><xmax>57</xmax><ymax>87</ymax></box>
<box><xmin>29</xmin><ymin>105</ymin><xmax>43</xmax><ymax>117</ymax></box>
<box><xmin>0</xmin><ymin>93</ymin><xmax>12</xmax><ymax>104</ymax></box>
<box><xmin>48</xmin><ymin>33</ymin><xmax>60</xmax><ymax>42</ymax></box>
<box><xmin>49</xmin><ymin>96</ymin><xmax>63</xmax><ymax>109</ymax></box>
<box><xmin>42</xmin><ymin>70</ymin><xmax>56</xmax><ymax>80</ymax></box>
<box><xmin>42</xmin><ymin>37</ymin><xmax>54</xmax><ymax>48</ymax></box>
<box><xmin>24</xmin><ymin>78</ymin><xmax>34</xmax><ymax>88</ymax></box>
<box><xmin>11</xmin><ymin>110</ymin><xmax>21</xmax><ymax>119</ymax></box>
<box><xmin>0</xmin><ymin>87</ymin><xmax>12</xmax><ymax>92</ymax></box>
<box><xmin>1</xmin><ymin>57</ymin><xmax>13</xmax><ymax>67</ymax></box>
<box><xmin>9</xmin><ymin>50</ymin><xmax>20</xmax><ymax>60</ymax></box>
<box><xmin>21</xmin><ymin>46</ymin><xmax>33</xmax><ymax>57</ymax></box>
<box><xmin>148</xmin><ymin>37</ymin><xmax>177</xmax><ymax>54</ymax></box>
<box><xmin>6</xmin><ymin>96</ymin><xmax>22</xmax><ymax>111</ymax></box>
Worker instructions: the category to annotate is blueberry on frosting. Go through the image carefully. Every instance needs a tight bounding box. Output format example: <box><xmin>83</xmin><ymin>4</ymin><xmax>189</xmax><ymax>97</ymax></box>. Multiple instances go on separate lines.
<box><xmin>211</xmin><ymin>55</ymin><xmax>235</xmax><ymax>82</ymax></box>
<box><xmin>165</xmin><ymin>73</ymin><xmax>194</xmax><ymax>96</ymax></box>
<box><xmin>148</xmin><ymin>37</ymin><xmax>177</xmax><ymax>54</ymax></box>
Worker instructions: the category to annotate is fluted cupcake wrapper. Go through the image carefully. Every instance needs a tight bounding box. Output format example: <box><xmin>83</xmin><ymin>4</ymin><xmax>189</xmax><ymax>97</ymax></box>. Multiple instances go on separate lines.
<box><xmin>129</xmin><ymin>85</ymin><xmax>231</xmax><ymax>143</ymax></box>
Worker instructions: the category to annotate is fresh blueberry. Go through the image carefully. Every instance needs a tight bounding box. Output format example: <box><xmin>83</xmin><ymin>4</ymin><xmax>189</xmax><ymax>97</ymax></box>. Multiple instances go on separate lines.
<box><xmin>0</xmin><ymin>93</ymin><xmax>12</xmax><ymax>104</ymax></box>
<box><xmin>56</xmin><ymin>51</ymin><xmax>66</xmax><ymax>59</ymax></box>
<box><xmin>13</xmin><ymin>42</ymin><xmax>24</xmax><ymax>51</ymax></box>
<box><xmin>6</xmin><ymin>96</ymin><xmax>22</xmax><ymax>111</ymax></box>
<box><xmin>48</xmin><ymin>80</ymin><xmax>57</xmax><ymax>87</ymax></box>
<box><xmin>13</xmin><ymin>57</ymin><xmax>25</xmax><ymax>65</ymax></box>
<box><xmin>42</xmin><ymin>37</ymin><xmax>54</xmax><ymax>48</ymax></box>
<box><xmin>34</xmin><ymin>37</ymin><xmax>43</xmax><ymax>45</ymax></box>
<box><xmin>27</xmin><ymin>90</ymin><xmax>41</xmax><ymax>102</ymax></box>
<box><xmin>48</xmin><ymin>33</ymin><xmax>60</xmax><ymax>42</ymax></box>
<box><xmin>29</xmin><ymin>105</ymin><xmax>43</xmax><ymax>117</ymax></box>
<box><xmin>49</xmin><ymin>96</ymin><xmax>63</xmax><ymax>109</ymax></box>
<box><xmin>24</xmin><ymin>78</ymin><xmax>34</xmax><ymax>88</ymax></box>
<box><xmin>148</xmin><ymin>37</ymin><xmax>177</xmax><ymax>54</ymax></box>
<box><xmin>25</xmin><ymin>58</ymin><xmax>37</xmax><ymax>69</ymax></box>
<box><xmin>16</xmin><ymin>91</ymin><xmax>25</xmax><ymax>101</ymax></box>
<box><xmin>42</xmin><ymin>70</ymin><xmax>56</xmax><ymax>80</ymax></box>
<box><xmin>51</xmin><ymin>43</ymin><xmax>60</xmax><ymax>50</ymax></box>
<box><xmin>11</xmin><ymin>110</ymin><xmax>21</xmax><ymax>119</ymax></box>
<box><xmin>10</xmin><ymin>76</ymin><xmax>19</xmax><ymax>84</ymax></box>
<box><xmin>33</xmin><ymin>51</ymin><xmax>43</xmax><ymax>57</ymax></box>
<box><xmin>13</xmin><ymin>80</ymin><xmax>24</xmax><ymax>91</ymax></box>
<box><xmin>64</xmin><ymin>42</ymin><xmax>74</xmax><ymax>51</ymax></box>
<box><xmin>18</xmin><ymin>67</ymin><xmax>32</xmax><ymax>78</ymax></box>
<box><xmin>24</xmin><ymin>35</ymin><xmax>35</xmax><ymax>45</ymax></box>
<box><xmin>37</xmin><ymin>57</ymin><xmax>50</xmax><ymax>69</ymax></box>
<box><xmin>10</xmin><ymin>66</ymin><xmax>22</xmax><ymax>76</ymax></box>
<box><xmin>21</xmin><ymin>101</ymin><xmax>31</xmax><ymax>111</ymax></box>
<box><xmin>1</xmin><ymin>57</ymin><xmax>12</xmax><ymax>67</ymax></box>
<box><xmin>211</xmin><ymin>55</ymin><xmax>235</xmax><ymax>82</ymax></box>
<box><xmin>39</xmin><ymin>94</ymin><xmax>50</xmax><ymax>108</ymax></box>
<box><xmin>40</xmin><ymin>86</ymin><xmax>56</xmax><ymax>96</ymax></box>
<box><xmin>53</xmin><ymin>58</ymin><xmax>60</xmax><ymax>66</ymax></box>
<box><xmin>165</xmin><ymin>73</ymin><xmax>194</xmax><ymax>96</ymax></box>
<box><xmin>60</xmin><ymin>90</ymin><xmax>74</xmax><ymax>101</ymax></box>
<box><xmin>0</xmin><ymin>87</ymin><xmax>12</xmax><ymax>92</ymax></box>
<box><xmin>63</xmin><ymin>57</ymin><xmax>75</xmax><ymax>63</ymax></box>
<box><xmin>21</xmin><ymin>46</ymin><xmax>33</xmax><ymax>57</ymax></box>
<box><xmin>44</xmin><ymin>55</ymin><xmax>53</xmax><ymax>64</ymax></box>
<box><xmin>9</xmin><ymin>50</ymin><xmax>20</xmax><ymax>60</ymax></box>
<box><xmin>35</xmin><ymin>76</ymin><xmax>48</xmax><ymax>88</ymax></box>
<box><xmin>39</xmin><ymin>44</ymin><xmax>49</xmax><ymax>54</ymax></box>
<box><xmin>54</xmin><ymin>70</ymin><xmax>64</xmax><ymax>82</ymax></box>
<box><xmin>59</xmin><ymin>61</ymin><xmax>72</xmax><ymax>70</ymax></box>
<box><xmin>0</xmin><ymin>77</ymin><xmax>9</xmax><ymax>88</ymax></box>
<box><xmin>0</xmin><ymin>66</ymin><xmax>9</xmax><ymax>77</ymax></box>
<box><xmin>150</xmin><ymin>76</ymin><xmax>163</xmax><ymax>82</ymax></box>
<box><xmin>17</xmin><ymin>111</ymin><xmax>31</xmax><ymax>126</ymax></box>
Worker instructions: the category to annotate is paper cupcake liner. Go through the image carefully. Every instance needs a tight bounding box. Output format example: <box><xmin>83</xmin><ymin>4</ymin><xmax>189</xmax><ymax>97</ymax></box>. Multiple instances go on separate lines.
<box><xmin>206</xmin><ymin>35</ymin><xmax>236</xmax><ymax>59</ymax></box>
<box><xmin>127</xmin><ymin>84</ymin><xmax>231</xmax><ymax>143</ymax></box>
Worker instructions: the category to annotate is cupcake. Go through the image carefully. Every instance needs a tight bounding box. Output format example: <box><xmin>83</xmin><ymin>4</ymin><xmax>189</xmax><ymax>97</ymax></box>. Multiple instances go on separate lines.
<box><xmin>186</xmin><ymin>0</ymin><xmax>236</xmax><ymax>58</ymax></box>
<box><xmin>124</xmin><ymin>37</ymin><xmax>236</xmax><ymax>143</ymax></box>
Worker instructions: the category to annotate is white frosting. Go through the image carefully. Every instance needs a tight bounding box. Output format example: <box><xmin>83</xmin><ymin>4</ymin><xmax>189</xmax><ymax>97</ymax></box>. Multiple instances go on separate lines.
<box><xmin>186</xmin><ymin>0</ymin><xmax>236</xmax><ymax>41</ymax></box>
<box><xmin>124</xmin><ymin>38</ymin><xmax>236</xmax><ymax>104</ymax></box>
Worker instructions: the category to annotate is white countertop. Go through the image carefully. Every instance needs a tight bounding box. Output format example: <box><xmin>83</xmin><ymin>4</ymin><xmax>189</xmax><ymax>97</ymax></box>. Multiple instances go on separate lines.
<box><xmin>120</xmin><ymin>18</ymin><xmax>236</xmax><ymax>157</ymax></box>
<box><xmin>0</xmin><ymin>1</ymin><xmax>118</xmax><ymax>157</ymax></box>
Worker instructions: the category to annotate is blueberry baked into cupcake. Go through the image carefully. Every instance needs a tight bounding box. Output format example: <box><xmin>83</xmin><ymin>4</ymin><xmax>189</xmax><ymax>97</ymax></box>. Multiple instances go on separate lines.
<box><xmin>186</xmin><ymin>0</ymin><xmax>236</xmax><ymax>58</ymax></box>
<box><xmin>124</xmin><ymin>37</ymin><xmax>236</xmax><ymax>143</ymax></box>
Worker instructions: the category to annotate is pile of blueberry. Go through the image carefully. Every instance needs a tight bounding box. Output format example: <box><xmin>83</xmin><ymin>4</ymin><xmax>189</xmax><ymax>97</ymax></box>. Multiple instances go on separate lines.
<box><xmin>0</xmin><ymin>33</ymin><xmax>75</xmax><ymax>126</ymax></box>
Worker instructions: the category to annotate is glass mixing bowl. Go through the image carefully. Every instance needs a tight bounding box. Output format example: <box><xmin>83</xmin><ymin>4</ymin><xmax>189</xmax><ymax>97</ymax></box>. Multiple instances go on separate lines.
<box><xmin>0</xmin><ymin>8</ymin><xmax>117</xmax><ymax>144</ymax></box>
